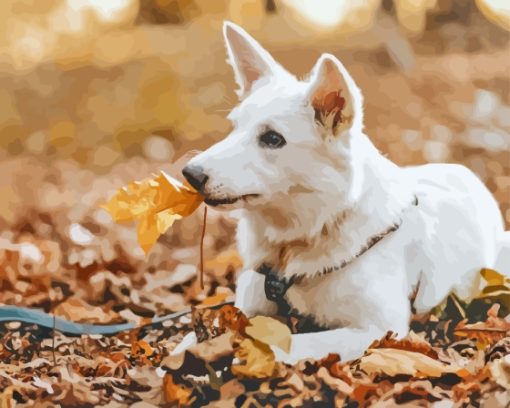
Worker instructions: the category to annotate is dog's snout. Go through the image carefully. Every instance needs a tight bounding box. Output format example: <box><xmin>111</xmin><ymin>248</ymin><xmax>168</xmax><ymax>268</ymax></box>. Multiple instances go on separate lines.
<box><xmin>182</xmin><ymin>165</ymin><xmax>209</xmax><ymax>193</ymax></box>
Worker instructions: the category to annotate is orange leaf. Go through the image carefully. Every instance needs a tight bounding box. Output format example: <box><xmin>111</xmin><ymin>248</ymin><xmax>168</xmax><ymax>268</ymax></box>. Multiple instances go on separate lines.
<box><xmin>199</xmin><ymin>292</ymin><xmax>229</xmax><ymax>306</ymax></box>
<box><xmin>163</xmin><ymin>374</ymin><xmax>194</xmax><ymax>406</ymax></box>
<box><xmin>103</xmin><ymin>171</ymin><xmax>203</xmax><ymax>254</ymax></box>
<box><xmin>369</xmin><ymin>331</ymin><xmax>438</xmax><ymax>360</ymax></box>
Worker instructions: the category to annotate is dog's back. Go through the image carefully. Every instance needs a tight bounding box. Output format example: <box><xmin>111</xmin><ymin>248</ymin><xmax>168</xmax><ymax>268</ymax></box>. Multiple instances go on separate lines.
<box><xmin>403</xmin><ymin>163</ymin><xmax>505</xmax><ymax>311</ymax></box>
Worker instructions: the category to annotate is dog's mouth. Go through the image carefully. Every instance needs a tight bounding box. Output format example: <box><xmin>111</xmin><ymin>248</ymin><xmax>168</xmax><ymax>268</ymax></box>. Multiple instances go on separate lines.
<box><xmin>204</xmin><ymin>194</ymin><xmax>260</xmax><ymax>207</ymax></box>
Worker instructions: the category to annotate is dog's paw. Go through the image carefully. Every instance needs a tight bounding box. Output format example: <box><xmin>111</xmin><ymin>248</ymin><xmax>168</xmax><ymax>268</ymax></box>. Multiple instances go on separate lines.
<box><xmin>270</xmin><ymin>335</ymin><xmax>330</xmax><ymax>365</ymax></box>
<box><xmin>171</xmin><ymin>331</ymin><xmax>197</xmax><ymax>356</ymax></box>
<box><xmin>271</xmin><ymin>345</ymin><xmax>300</xmax><ymax>365</ymax></box>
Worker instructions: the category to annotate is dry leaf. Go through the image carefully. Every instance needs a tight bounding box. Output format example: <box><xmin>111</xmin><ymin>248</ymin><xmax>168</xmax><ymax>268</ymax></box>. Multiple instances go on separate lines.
<box><xmin>199</xmin><ymin>292</ymin><xmax>229</xmax><ymax>306</ymax></box>
<box><xmin>163</xmin><ymin>374</ymin><xmax>194</xmax><ymax>406</ymax></box>
<box><xmin>489</xmin><ymin>354</ymin><xmax>510</xmax><ymax>390</ymax></box>
<box><xmin>369</xmin><ymin>331</ymin><xmax>438</xmax><ymax>360</ymax></box>
<box><xmin>476</xmin><ymin>268</ymin><xmax>510</xmax><ymax>311</ymax></box>
<box><xmin>480</xmin><ymin>268</ymin><xmax>509</xmax><ymax>287</ymax></box>
<box><xmin>245</xmin><ymin>316</ymin><xmax>292</xmax><ymax>353</ymax></box>
<box><xmin>454</xmin><ymin>304</ymin><xmax>510</xmax><ymax>350</ymax></box>
<box><xmin>103</xmin><ymin>171</ymin><xmax>203</xmax><ymax>253</ymax></box>
<box><xmin>316</xmin><ymin>366</ymin><xmax>353</xmax><ymax>395</ymax></box>
<box><xmin>131</xmin><ymin>340</ymin><xmax>154</xmax><ymax>358</ymax></box>
<box><xmin>191</xmin><ymin>305</ymin><xmax>249</xmax><ymax>344</ymax></box>
<box><xmin>360</xmin><ymin>348</ymin><xmax>460</xmax><ymax>377</ymax></box>
<box><xmin>232</xmin><ymin>338</ymin><xmax>276</xmax><ymax>378</ymax></box>
<box><xmin>53</xmin><ymin>297</ymin><xmax>121</xmax><ymax>324</ymax></box>
<box><xmin>204</xmin><ymin>248</ymin><xmax>243</xmax><ymax>276</ymax></box>
<box><xmin>192</xmin><ymin>306</ymin><xmax>226</xmax><ymax>343</ymax></box>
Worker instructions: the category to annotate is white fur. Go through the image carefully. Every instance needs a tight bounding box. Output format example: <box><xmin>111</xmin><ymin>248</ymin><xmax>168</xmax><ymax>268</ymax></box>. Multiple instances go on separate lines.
<box><xmin>180</xmin><ymin>22</ymin><xmax>509</xmax><ymax>363</ymax></box>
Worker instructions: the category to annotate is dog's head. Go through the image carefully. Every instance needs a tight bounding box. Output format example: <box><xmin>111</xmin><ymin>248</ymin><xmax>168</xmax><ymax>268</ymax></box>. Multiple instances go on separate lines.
<box><xmin>183</xmin><ymin>22</ymin><xmax>365</xmax><ymax>214</ymax></box>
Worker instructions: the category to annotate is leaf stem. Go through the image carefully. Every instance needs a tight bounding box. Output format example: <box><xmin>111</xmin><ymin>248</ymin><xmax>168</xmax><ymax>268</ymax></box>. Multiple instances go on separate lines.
<box><xmin>200</xmin><ymin>205</ymin><xmax>208</xmax><ymax>290</ymax></box>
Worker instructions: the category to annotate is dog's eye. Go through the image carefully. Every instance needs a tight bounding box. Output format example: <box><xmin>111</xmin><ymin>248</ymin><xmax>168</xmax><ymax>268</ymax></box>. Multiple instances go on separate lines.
<box><xmin>259</xmin><ymin>130</ymin><xmax>286</xmax><ymax>149</ymax></box>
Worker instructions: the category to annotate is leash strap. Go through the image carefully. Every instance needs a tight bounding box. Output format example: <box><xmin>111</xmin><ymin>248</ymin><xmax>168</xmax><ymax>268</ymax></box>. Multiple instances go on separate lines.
<box><xmin>258</xmin><ymin>263</ymin><xmax>295</xmax><ymax>303</ymax></box>
<box><xmin>0</xmin><ymin>301</ymin><xmax>234</xmax><ymax>336</ymax></box>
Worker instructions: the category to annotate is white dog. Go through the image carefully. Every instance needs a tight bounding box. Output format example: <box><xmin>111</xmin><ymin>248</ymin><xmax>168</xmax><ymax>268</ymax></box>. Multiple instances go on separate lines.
<box><xmin>178</xmin><ymin>22</ymin><xmax>509</xmax><ymax>363</ymax></box>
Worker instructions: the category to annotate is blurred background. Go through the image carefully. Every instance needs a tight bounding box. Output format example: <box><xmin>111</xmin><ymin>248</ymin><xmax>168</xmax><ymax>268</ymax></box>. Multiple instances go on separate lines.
<box><xmin>0</xmin><ymin>0</ymin><xmax>508</xmax><ymax>315</ymax></box>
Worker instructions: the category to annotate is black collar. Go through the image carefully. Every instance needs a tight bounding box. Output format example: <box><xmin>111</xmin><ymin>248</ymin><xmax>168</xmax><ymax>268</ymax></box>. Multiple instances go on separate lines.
<box><xmin>256</xmin><ymin>195</ymin><xmax>419</xmax><ymax>308</ymax></box>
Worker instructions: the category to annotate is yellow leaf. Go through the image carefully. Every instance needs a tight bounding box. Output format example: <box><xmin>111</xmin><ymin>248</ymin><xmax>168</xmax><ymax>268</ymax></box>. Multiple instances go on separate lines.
<box><xmin>245</xmin><ymin>316</ymin><xmax>292</xmax><ymax>353</ymax></box>
<box><xmin>480</xmin><ymin>268</ymin><xmax>508</xmax><ymax>287</ymax></box>
<box><xmin>137</xmin><ymin>214</ymin><xmax>159</xmax><ymax>254</ymax></box>
<box><xmin>103</xmin><ymin>171</ymin><xmax>203</xmax><ymax>254</ymax></box>
<box><xmin>232</xmin><ymin>338</ymin><xmax>275</xmax><ymax>378</ymax></box>
<box><xmin>359</xmin><ymin>348</ymin><xmax>460</xmax><ymax>378</ymax></box>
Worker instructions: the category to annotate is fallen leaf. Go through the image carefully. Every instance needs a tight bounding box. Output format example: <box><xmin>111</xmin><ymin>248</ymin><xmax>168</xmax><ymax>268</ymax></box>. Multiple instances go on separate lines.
<box><xmin>359</xmin><ymin>348</ymin><xmax>460</xmax><ymax>377</ymax></box>
<box><xmin>217</xmin><ymin>305</ymin><xmax>250</xmax><ymax>335</ymax></box>
<box><xmin>103</xmin><ymin>171</ymin><xmax>203</xmax><ymax>253</ymax></box>
<box><xmin>0</xmin><ymin>386</ymin><xmax>19</xmax><ymax>408</ymax></box>
<box><xmin>454</xmin><ymin>304</ymin><xmax>510</xmax><ymax>349</ymax></box>
<box><xmin>187</xmin><ymin>332</ymin><xmax>234</xmax><ymax>362</ymax></box>
<box><xmin>131</xmin><ymin>340</ymin><xmax>154</xmax><ymax>358</ymax></box>
<box><xmin>231</xmin><ymin>338</ymin><xmax>276</xmax><ymax>378</ymax></box>
<box><xmin>475</xmin><ymin>268</ymin><xmax>510</xmax><ymax>315</ymax></box>
<box><xmin>192</xmin><ymin>306</ymin><xmax>226</xmax><ymax>343</ymax></box>
<box><xmin>53</xmin><ymin>297</ymin><xmax>121</xmax><ymax>324</ymax></box>
<box><xmin>316</xmin><ymin>366</ymin><xmax>353</xmax><ymax>395</ymax></box>
<box><xmin>245</xmin><ymin>315</ymin><xmax>292</xmax><ymax>353</ymax></box>
<box><xmin>199</xmin><ymin>292</ymin><xmax>229</xmax><ymax>306</ymax></box>
<box><xmin>163</xmin><ymin>374</ymin><xmax>194</xmax><ymax>406</ymax></box>
<box><xmin>480</xmin><ymin>268</ymin><xmax>509</xmax><ymax>287</ymax></box>
<box><xmin>204</xmin><ymin>248</ymin><xmax>243</xmax><ymax>277</ymax></box>
<box><xmin>489</xmin><ymin>354</ymin><xmax>510</xmax><ymax>390</ymax></box>
<box><xmin>369</xmin><ymin>331</ymin><xmax>438</xmax><ymax>359</ymax></box>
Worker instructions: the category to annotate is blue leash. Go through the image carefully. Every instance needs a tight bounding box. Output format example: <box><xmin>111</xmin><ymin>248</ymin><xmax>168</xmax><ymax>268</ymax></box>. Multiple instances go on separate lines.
<box><xmin>0</xmin><ymin>303</ymin><xmax>232</xmax><ymax>336</ymax></box>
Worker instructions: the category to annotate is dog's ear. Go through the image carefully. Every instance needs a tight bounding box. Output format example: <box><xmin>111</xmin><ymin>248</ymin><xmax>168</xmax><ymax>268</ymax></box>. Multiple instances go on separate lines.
<box><xmin>223</xmin><ymin>21</ymin><xmax>277</xmax><ymax>97</ymax></box>
<box><xmin>308</xmin><ymin>54</ymin><xmax>363</xmax><ymax>135</ymax></box>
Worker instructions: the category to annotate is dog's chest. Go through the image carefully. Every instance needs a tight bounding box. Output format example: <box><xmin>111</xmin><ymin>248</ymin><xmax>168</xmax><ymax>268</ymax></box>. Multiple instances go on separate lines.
<box><xmin>284</xmin><ymin>272</ymin><xmax>357</xmax><ymax>329</ymax></box>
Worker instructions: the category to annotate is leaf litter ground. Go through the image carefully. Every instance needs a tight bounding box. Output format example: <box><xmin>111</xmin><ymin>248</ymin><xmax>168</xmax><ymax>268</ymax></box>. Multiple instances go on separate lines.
<box><xmin>0</xmin><ymin>157</ymin><xmax>509</xmax><ymax>407</ymax></box>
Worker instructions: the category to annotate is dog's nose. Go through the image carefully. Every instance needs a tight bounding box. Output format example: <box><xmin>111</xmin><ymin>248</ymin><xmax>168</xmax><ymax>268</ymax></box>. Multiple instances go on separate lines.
<box><xmin>182</xmin><ymin>165</ymin><xmax>209</xmax><ymax>193</ymax></box>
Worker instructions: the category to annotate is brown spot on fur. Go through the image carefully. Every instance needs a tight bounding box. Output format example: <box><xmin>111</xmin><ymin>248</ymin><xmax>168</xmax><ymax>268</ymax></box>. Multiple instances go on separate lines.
<box><xmin>261</xmin><ymin>207</ymin><xmax>290</xmax><ymax>230</ymax></box>
<box><xmin>278</xmin><ymin>239</ymin><xmax>310</xmax><ymax>269</ymax></box>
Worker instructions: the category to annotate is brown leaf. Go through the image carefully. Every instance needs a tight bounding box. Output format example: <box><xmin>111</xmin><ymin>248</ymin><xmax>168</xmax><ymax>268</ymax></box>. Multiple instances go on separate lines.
<box><xmin>53</xmin><ymin>297</ymin><xmax>121</xmax><ymax>324</ymax></box>
<box><xmin>188</xmin><ymin>332</ymin><xmax>234</xmax><ymax>362</ymax></box>
<box><xmin>316</xmin><ymin>366</ymin><xmax>353</xmax><ymax>395</ymax></box>
<box><xmin>369</xmin><ymin>331</ymin><xmax>439</xmax><ymax>359</ymax></box>
<box><xmin>192</xmin><ymin>305</ymin><xmax>250</xmax><ymax>343</ymax></box>
<box><xmin>163</xmin><ymin>374</ymin><xmax>194</xmax><ymax>406</ymax></box>
<box><xmin>454</xmin><ymin>304</ymin><xmax>510</xmax><ymax>349</ymax></box>
<box><xmin>359</xmin><ymin>348</ymin><xmax>461</xmax><ymax>377</ymax></box>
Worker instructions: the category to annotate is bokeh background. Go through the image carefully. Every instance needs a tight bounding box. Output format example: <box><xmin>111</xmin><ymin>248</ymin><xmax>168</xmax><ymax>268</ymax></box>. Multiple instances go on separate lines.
<box><xmin>0</xmin><ymin>0</ymin><xmax>509</xmax><ymax>314</ymax></box>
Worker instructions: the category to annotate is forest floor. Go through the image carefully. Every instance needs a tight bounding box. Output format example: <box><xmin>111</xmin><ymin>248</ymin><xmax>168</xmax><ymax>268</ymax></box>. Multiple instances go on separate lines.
<box><xmin>0</xmin><ymin>157</ymin><xmax>509</xmax><ymax>407</ymax></box>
